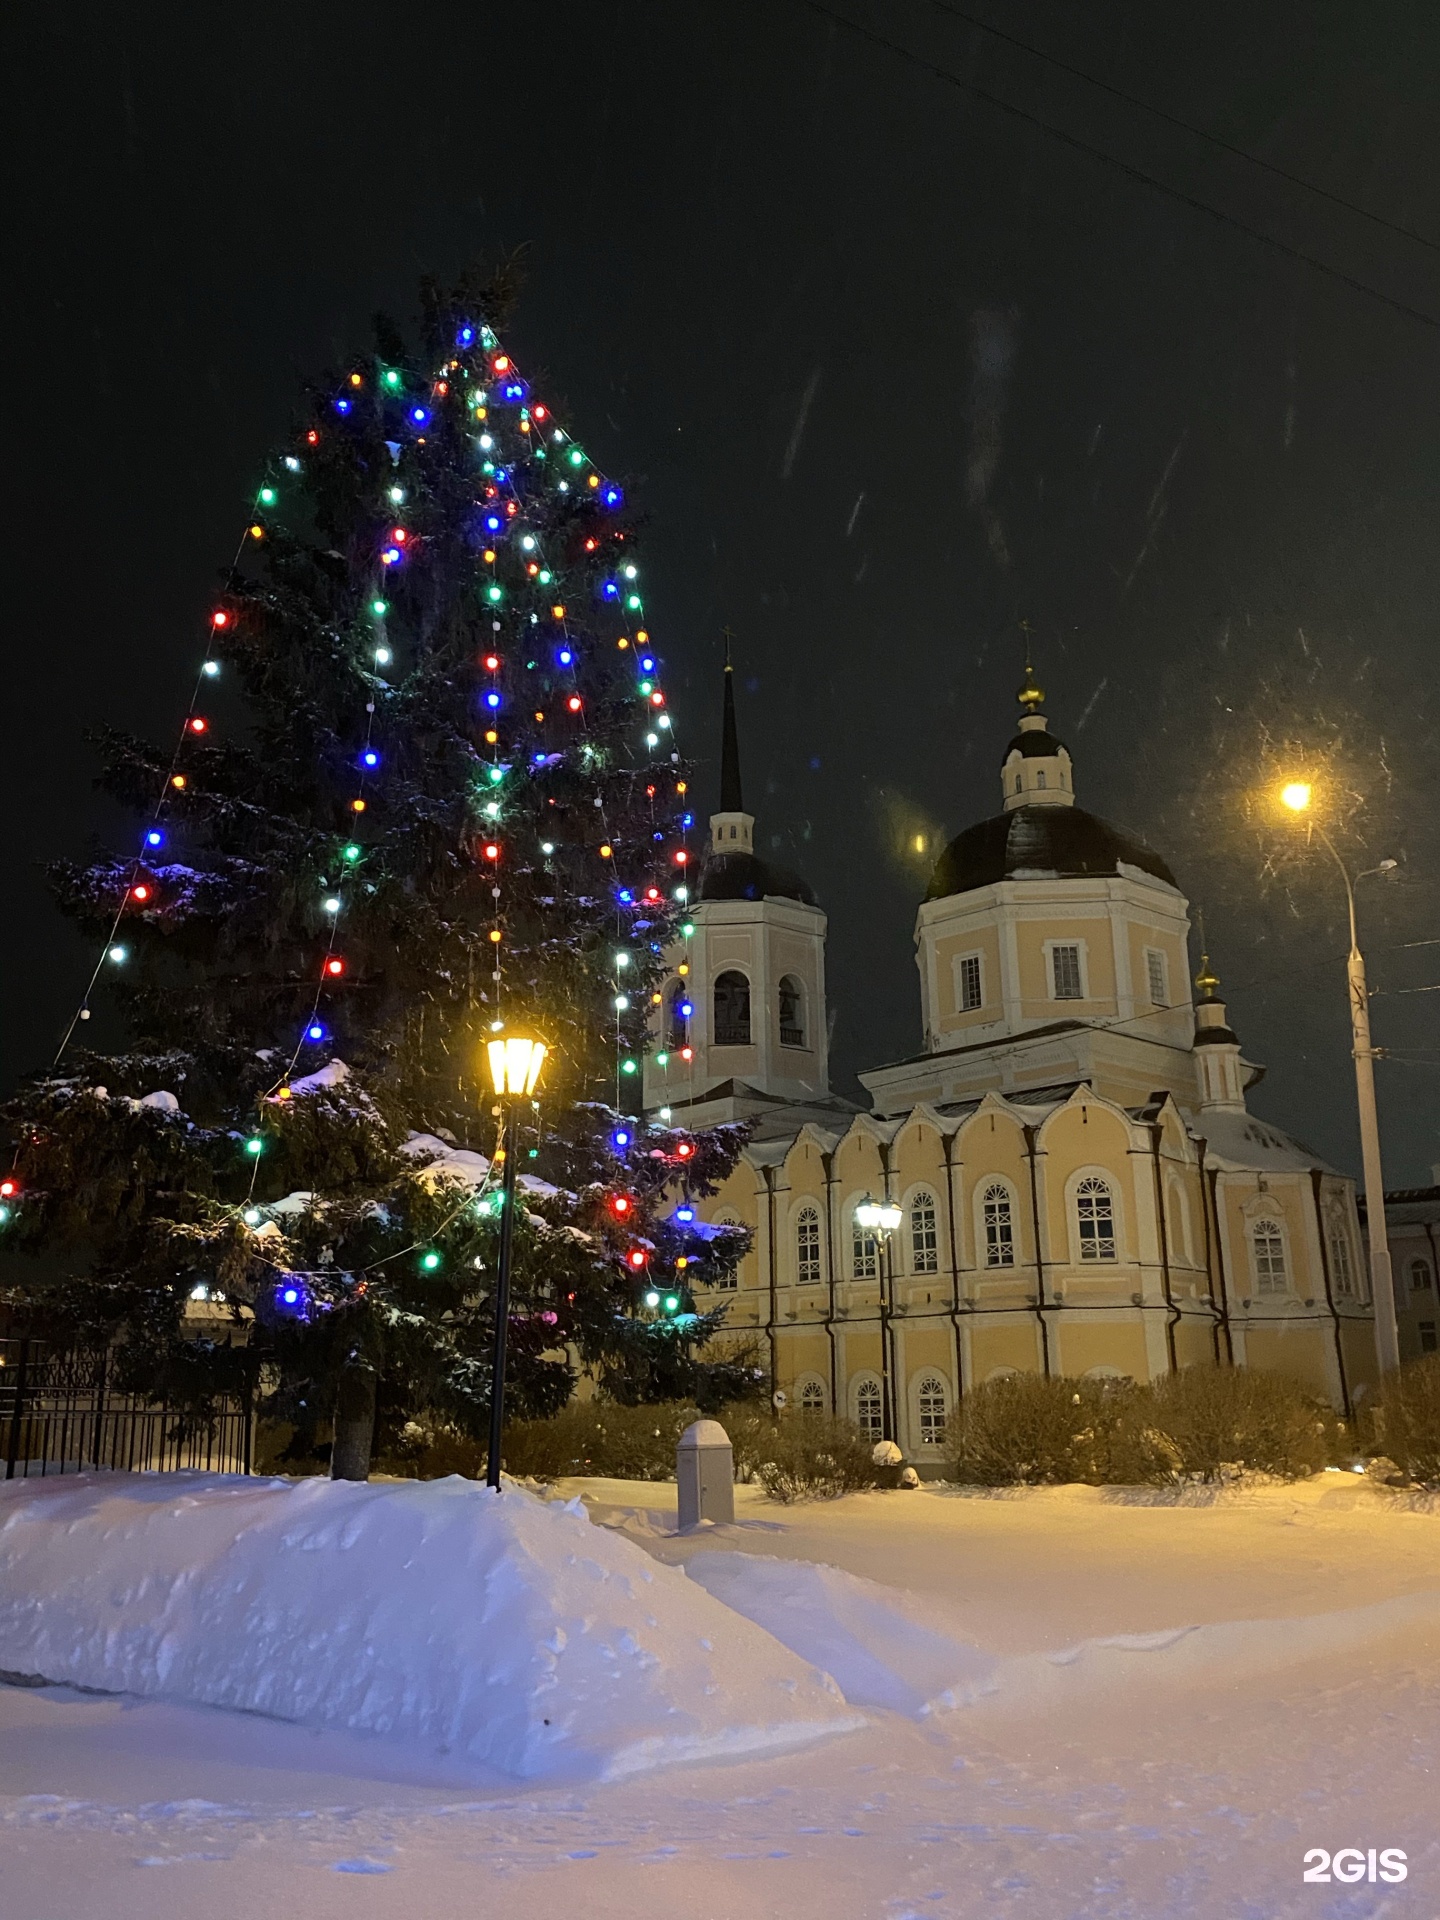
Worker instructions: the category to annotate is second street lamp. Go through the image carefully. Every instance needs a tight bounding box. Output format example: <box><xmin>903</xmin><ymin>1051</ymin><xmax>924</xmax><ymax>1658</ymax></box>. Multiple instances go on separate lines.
<box><xmin>483</xmin><ymin>1031</ymin><xmax>547</xmax><ymax>1491</ymax></box>
<box><xmin>1279</xmin><ymin>781</ymin><xmax>1400</xmax><ymax>1373</ymax></box>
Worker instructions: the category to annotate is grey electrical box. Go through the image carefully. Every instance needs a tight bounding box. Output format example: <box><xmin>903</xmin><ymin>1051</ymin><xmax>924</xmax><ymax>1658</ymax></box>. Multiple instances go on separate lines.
<box><xmin>676</xmin><ymin>1418</ymin><xmax>735</xmax><ymax>1530</ymax></box>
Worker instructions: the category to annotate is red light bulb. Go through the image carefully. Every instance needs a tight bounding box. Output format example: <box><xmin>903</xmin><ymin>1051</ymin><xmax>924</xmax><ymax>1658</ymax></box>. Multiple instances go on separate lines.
<box><xmin>483</xmin><ymin>842</ymin><xmax>500</xmax><ymax>862</ymax></box>
<box><xmin>188</xmin><ymin>717</ymin><xmax>207</xmax><ymax>734</ymax></box>
<box><xmin>325</xmin><ymin>958</ymin><xmax>345</xmax><ymax>977</ymax></box>
<box><xmin>566</xmin><ymin>695</ymin><xmax>582</xmax><ymax>713</ymax></box>
<box><xmin>131</xmin><ymin>883</ymin><xmax>150</xmax><ymax>902</ymax></box>
<box><xmin>484</xmin><ymin>653</ymin><xmax>500</xmax><ymax>671</ymax></box>
<box><xmin>211</xmin><ymin>610</ymin><xmax>229</xmax><ymax>629</ymax></box>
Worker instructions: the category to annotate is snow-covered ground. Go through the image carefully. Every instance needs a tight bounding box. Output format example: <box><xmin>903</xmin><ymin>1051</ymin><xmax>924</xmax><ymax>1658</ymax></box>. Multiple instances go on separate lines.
<box><xmin>3</xmin><ymin>1470</ymin><xmax>1440</xmax><ymax>1918</ymax></box>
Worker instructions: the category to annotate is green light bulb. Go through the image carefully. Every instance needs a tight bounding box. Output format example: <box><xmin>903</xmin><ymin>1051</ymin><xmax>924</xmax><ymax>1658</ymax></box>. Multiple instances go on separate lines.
<box><xmin>421</xmin><ymin>1249</ymin><xmax>442</xmax><ymax>1271</ymax></box>
<box><xmin>621</xmin><ymin>1059</ymin><xmax>638</xmax><ymax>1076</ymax></box>
<box><xmin>258</xmin><ymin>487</ymin><xmax>277</xmax><ymax>506</ymax></box>
<box><xmin>538</xmin><ymin>569</ymin><xmax>552</xmax><ymax>584</ymax></box>
<box><xmin>682</xmin><ymin>923</ymin><xmax>695</xmax><ymax>938</ymax></box>
<box><xmin>343</xmin><ymin>844</ymin><xmax>360</xmax><ymax>863</ymax></box>
<box><xmin>568</xmin><ymin>448</ymin><xmax>585</xmax><ymax>467</ymax></box>
<box><xmin>664</xmin><ymin>1295</ymin><xmax>680</xmax><ymax>1313</ymax></box>
<box><xmin>655</xmin><ymin>1051</ymin><xmax>669</xmax><ymax>1067</ymax></box>
<box><xmin>487</xmin><ymin>767</ymin><xmax>504</xmax><ymax>785</ymax></box>
<box><xmin>383</xmin><ymin>369</ymin><xmax>401</xmax><ymax>389</ymax></box>
<box><xmin>371</xmin><ymin>598</ymin><xmax>388</xmax><ymax>617</ymax></box>
<box><xmin>487</xmin><ymin>585</ymin><xmax>503</xmax><ymax>604</ymax></box>
<box><xmin>245</xmin><ymin>1137</ymin><xmax>263</xmax><ymax>1157</ymax></box>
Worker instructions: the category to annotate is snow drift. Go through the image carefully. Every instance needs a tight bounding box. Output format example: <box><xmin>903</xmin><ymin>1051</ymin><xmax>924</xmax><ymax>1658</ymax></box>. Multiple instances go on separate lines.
<box><xmin>0</xmin><ymin>1475</ymin><xmax>860</xmax><ymax>1780</ymax></box>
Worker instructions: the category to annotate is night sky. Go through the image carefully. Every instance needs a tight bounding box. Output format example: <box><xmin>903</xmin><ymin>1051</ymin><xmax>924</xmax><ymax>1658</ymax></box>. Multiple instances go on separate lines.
<box><xmin>6</xmin><ymin>2</ymin><xmax>1439</xmax><ymax>1181</ymax></box>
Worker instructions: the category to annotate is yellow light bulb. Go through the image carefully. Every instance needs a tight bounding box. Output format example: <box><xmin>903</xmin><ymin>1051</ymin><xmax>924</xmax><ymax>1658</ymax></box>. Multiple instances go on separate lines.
<box><xmin>1281</xmin><ymin>781</ymin><xmax>1312</xmax><ymax>813</ymax></box>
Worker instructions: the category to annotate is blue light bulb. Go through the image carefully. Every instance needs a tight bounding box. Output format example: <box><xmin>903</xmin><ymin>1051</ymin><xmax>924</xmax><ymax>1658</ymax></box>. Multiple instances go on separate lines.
<box><xmin>676</xmin><ymin>1206</ymin><xmax>694</xmax><ymax>1223</ymax></box>
<box><xmin>485</xmin><ymin>691</ymin><xmax>501</xmax><ymax>709</ymax></box>
<box><xmin>362</xmin><ymin>749</ymin><xmax>380</xmax><ymax>769</ymax></box>
<box><xmin>601</xmin><ymin>485</ymin><xmax>623</xmax><ymax>509</ymax></box>
<box><xmin>411</xmin><ymin>407</ymin><xmax>428</xmax><ymax>425</ymax></box>
<box><xmin>335</xmin><ymin>398</ymin><xmax>351</xmax><ymax>413</ymax></box>
<box><xmin>145</xmin><ymin>829</ymin><xmax>164</xmax><ymax>848</ymax></box>
<box><xmin>558</xmin><ymin>648</ymin><xmax>573</xmax><ymax>666</ymax></box>
<box><xmin>305</xmin><ymin>1021</ymin><xmax>326</xmax><ymax>1043</ymax></box>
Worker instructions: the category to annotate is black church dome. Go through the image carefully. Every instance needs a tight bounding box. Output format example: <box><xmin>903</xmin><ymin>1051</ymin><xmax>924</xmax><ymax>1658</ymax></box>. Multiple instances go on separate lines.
<box><xmin>698</xmin><ymin>850</ymin><xmax>818</xmax><ymax>907</ymax></box>
<box><xmin>925</xmin><ymin>804</ymin><xmax>1178</xmax><ymax>901</ymax></box>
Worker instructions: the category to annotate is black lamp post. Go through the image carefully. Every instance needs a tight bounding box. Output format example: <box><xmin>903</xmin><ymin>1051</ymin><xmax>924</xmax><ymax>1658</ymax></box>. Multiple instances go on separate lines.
<box><xmin>484</xmin><ymin>1032</ymin><xmax>547</xmax><ymax>1491</ymax></box>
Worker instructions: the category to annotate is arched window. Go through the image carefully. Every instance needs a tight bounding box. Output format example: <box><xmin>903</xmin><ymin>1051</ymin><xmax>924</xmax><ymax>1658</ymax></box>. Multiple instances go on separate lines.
<box><xmin>778</xmin><ymin>975</ymin><xmax>806</xmax><ymax>1048</ymax></box>
<box><xmin>709</xmin><ymin>1210</ymin><xmax>741</xmax><ymax>1290</ymax></box>
<box><xmin>1035</xmin><ymin>768</ymin><xmax>1047</xmax><ymax>791</ymax></box>
<box><xmin>1013</xmin><ymin>772</ymin><xmax>1023</xmax><ymax>795</ymax></box>
<box><xmin>915</xmin><ymin>1373</ymin><xmax>949</xmax><ymax>1447</ymax></box>
<box><xmin>798</xmin><ymin>1376</ymin><xmax>827</xmax><ymax>1418</ymax></box>
<box><xmin>981</xmin><ymin>1181</ymin><xmax>1016</xmax><ymax>1267</ymax></box>
<box><xmin>1075</xmin><ymin>1176</ymin><xmax>1116</xmax><ymax>1261</ymax></box>
<box><xmin>665</xmin><ymin>979</ymin><xmax>691</xmax><ymax>1050</ymax></box>
<box><xmin>713</xmin><ymin>970</ymin><xmax>751</xmax><ymax>1046</ymax></box>
<box><xmin>795</xmin><ymin>1205</ymin><xmax>821</xmax><ymax>1285</ymax></box>
<box><xmin>851</xmin><ymin>1208</ymin><xmax>880</xmax><ymax>1280</ymax></box>
<box><xmin>1166</xmin><ymin>1180</ymin><xmax>1192</xmax><ymax>1266</ymax></box>
<box><xmin>1328</xmin><ymin>1219</ymin><xmax>1355</xmax><ymax>1296</ymax></box>
<box><xmin>1251</xmin><ymin>1218</ymin><xmax>1287</xmax><ymax>1294</ymax></box>
<box><xmin>1411</xmin><ymin>1257</ymin><xmax>1433</xmax><ymax>1292</ymax></box>
<box><xmin>910</xmin><ymin>1190</ymin><xmax>939</xmax><ymax>1273</ymax></box>
<box><xmin>853</xmin><ymin>1376</ymin><xmax>883</xmax><ymax>1440</ymax></box>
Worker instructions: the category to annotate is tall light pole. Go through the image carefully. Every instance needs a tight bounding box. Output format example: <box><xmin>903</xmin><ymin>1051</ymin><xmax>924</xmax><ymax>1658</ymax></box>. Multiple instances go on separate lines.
<box><xmin>1280</xmin><ymin>782</ymin><xmax>1400</xmax><ymax>1372</ymax></box>
<box><xmin>483</xmin><ymin>1032</ymin><xmax>547</xmax><ymax>1490</ymax></box>
<box><xmin>854</xmin><ymin>1196</ymin><xmax>903</xmax><ymax>1438</ymax></box>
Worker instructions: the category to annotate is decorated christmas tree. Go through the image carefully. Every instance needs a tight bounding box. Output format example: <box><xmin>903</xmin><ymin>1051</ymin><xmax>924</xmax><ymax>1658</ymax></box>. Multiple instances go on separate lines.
<box><xmin>1</xmin><ymin>266</ymin><xmax>756</xmax><ymax>1476</ymax></box>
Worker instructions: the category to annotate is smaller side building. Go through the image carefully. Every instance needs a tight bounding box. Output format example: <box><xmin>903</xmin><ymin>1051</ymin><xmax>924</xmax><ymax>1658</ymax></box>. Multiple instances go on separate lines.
<box><xmin>1365</xmin><ymin>1175</ymin><xmax>1440</xmax><ymax>1360</ymax></box>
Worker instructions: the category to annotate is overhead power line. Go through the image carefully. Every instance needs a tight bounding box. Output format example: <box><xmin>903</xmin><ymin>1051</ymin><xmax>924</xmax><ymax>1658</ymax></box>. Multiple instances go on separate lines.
<box><xmin>800</xmin><ymin>0</ymin><xmax>1440</xmax><ymax>333</ymax></box>
<box><xmin>927</xmin><ymin>0</ymin><xmax>1440</xmax><ymax>256</ymax></box>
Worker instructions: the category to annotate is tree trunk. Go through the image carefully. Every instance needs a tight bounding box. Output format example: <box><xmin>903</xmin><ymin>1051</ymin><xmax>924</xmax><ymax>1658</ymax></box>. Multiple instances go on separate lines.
<box><xmin>330</xmin><ymin>1361</ymin><xmax>376</xmax><ymax>1482</ymax></box>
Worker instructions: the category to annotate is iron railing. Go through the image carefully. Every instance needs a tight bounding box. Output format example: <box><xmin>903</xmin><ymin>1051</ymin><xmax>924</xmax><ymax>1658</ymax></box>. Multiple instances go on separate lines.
<box><xmin>0</xmin><ymin>1340</ymin><xmax>252</xmax><ymax>1480</ymax></box>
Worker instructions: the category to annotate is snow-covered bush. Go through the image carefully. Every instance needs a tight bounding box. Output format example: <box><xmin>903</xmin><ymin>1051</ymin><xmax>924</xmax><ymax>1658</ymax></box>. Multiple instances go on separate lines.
<box><xmin>1133</xmin><ymin>1365</ymin><xmax>1337</xmax><ymax>1483</ymax></box>
<box><xmin>1366</xmin><ymin>1354</ymin><xmax>1440</xmax><ymax>1485</ymax></box>
<box><xmin>752</xmin><ymin>1416</ymin><xmax>879</xmax><ymax>1503</ymax></box>
<box><xmin>496</xmin><ymin>1401</ymin><xmax>705</xmax><ymax>1482</ymax></box>
<box><xmin>945</xmin><ymin>1366</ymin><xmax>1337</xmax><ymax>1486</ymax></box>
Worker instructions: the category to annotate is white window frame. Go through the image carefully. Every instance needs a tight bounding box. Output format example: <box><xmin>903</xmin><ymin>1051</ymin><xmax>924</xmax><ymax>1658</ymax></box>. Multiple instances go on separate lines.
<box><xmin>709</xmin><ymin>1210</ymin><xmax>741</xmax><ymax>1289</ymax></box>
<box><xmin>977</xmin><ymin>1178</ymin><xmax>1017</xmax><ymax>1268</ymax></box>
<box><xmin>1144</xmin><ymin>946</ymin><xmax>1169</xmax><ymax>1007</ymax></box>
<box><xmin>1045</xmin><ymin>938</ymin><xmax>1087</xmax><ymax>1002</ymax></box>
<box><xmin>908</xmin><ymin>1188</ymin><xmax>940</xmax><ymax>1273</ymax></box>
<box><xmin>953</xmin><ymin>950</ymin><xmax>984</xmax><ymax>1013</ymax></box>
<box><xmin>1072</xmin><ymin>1172</ymin><xmax>1118</xmax><ymax>1263</ymax></box>
<box><xmin>796</xmin><ymin>1375</ymin><xmax>828</xmax><ymax>1417</ymax></box>
<box><xmin>849</xmin><ymin>1202</ymin><xmax>880</xmax><ymax>1280</ymax></box>
<box><xmin>852</xmin><ymin>1373</ymin><xmax>884</xmax><ymax>1439</ymax></box>
<box><xmin>1411</xmin><ymin>1256</ymin><xmax>1435</xmax><ymax>1293</ymax></box>
<box><xmin>912</xmin><ymin>1372</ymin><xmax>950</xmax><ymax>1448</ymax></box>
<box><xmin>794</xmin><ymin>1203</ymin><xmax>822</xmax><ymax>1286</ymax></box>
<box><xmin>1250</xmin><ymin>1217</ymin><xmax>1288</xmax><ymax>1296</ymax></box>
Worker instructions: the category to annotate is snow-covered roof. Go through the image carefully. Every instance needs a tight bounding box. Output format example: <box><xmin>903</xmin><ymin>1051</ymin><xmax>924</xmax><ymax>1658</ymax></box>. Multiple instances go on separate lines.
<box><xmin>1192</xmin><ymin>1109</ymin><xmax>1341</xmax><ymax>1177</ymax></box>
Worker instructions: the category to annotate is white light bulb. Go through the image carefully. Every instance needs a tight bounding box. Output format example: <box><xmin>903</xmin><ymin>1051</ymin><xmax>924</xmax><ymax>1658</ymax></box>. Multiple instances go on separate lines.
<box><xmin>389</xmin><ymin>485</ymin><xmax>405</xmax><ymax>504</ymax></box>
<box><xmin>646</xmin><ymin>732</ymin><xmax>659</xmax><ymax>747</ymax></box>
<box><xmin>521</xmin><ymin>535</ymin><xmax>535</xmax><ymax>550</ymax></box>
<box><xmin>658</xmin><ymin>1107</ymin><xmax>671</xmax><ymax>1121</ymax></box>
<box><xmin>243</xmin><ymin>1207</ymin><xmax>262</xmax><ymax>1226</ymax></box>
<box><xmin>484</xmin><ymin>801</ymin><xmax>500</xmax><ymax>819</ymax></box>
<box><xmin>202</xmin><ymin>660</ymin><xmax>220</xmax><ymax>678</ymax></box>
<box><xmin>658</xmin><ymin>714</ymin><xmax>671</xmax><ymax>730</ymax></box>
<box><xmin>478</xmin><ymin>433</ymin><xmax>494</xmax><ymax>450</ymax></box>
<box><xmin>107</xmin><ymin>944</ymin><xmax>127</xmax><ymax>964</ymax></box>
<box><xmin>674</xmin><ymin>886</ymin><xmax>689</xmax><ymax>902</ymax></box>
<box><xmin>323</xmin><ymin>897</ymin><xmax>341</xmax><ymax>914</ymax></box>
<box><xmin>541</xmin><ymin>841</ymin><xmax>555</xmax><ymax>855</ymax></box>
<box><xmin>623</xmin><ymin>565</ymin><xmax>637</xmax><ymax>580</ymax></box>
<box><xmin>614</xmin><ymin>994</ymin><xmax>630</xmax><ymax>1011</ymax></box>
<box><xmin>615</xmin><ymin>952</ymin><xmax>630</xmax><ymax>968</ymax></box>
<box><xmin>375</xmin><ymin>646</ymin><xmax>392</xmax><ymax>666</ymax></box>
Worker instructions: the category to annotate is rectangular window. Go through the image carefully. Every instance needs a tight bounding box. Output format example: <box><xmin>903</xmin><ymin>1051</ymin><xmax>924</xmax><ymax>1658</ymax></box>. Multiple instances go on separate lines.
<box><xmin>1253</xmin><ymin>1223</ymin><xmax>1287</xmax><ymax>1294</ymax></box>
<box><xmin>1329</xmin><ymin>1230</ymin><xmax>1354</xmax><ymax>1296</ymax></box>
<box><xmin>910</xmin><ymin>1195</ymin><xmax>939</xmax><ymax>1273</ymax></box>
<box><xmin>796</xmin><ymin>1210</ymin><xmax>821</xmax><ymax>1285</ymax></box>
<box><xmin>1145</xmin><ymin>948</ymin><xmax>1168</xmax><ymax>1007</ymax></box>
<box><xmin>1422</xmin><ymin>1323</ymin><xmax>1438</xmax><ymax>1353</ymax></box>
<box><xmin>957</xmin><ymin>953</ymin><xmax>983</xmax><ymax>1012</ymax></box>
<box><xmin>852</xmin><ymin>1225</ymin><xmax>879</xmax><ymax>1280</ymax></box>
<box><xmin>1051</xmin><ymin>943</ymin><xmax>1083</xmax><ymax>1001</ymax></box>
<box><xmin>982</xmin><ymin>1185</ymin><xmax>1015</xmax><ymax>1267</ymax></box>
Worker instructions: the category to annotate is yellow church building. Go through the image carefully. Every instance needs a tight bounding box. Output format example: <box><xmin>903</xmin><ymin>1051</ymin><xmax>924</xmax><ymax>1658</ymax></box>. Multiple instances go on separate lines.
<box><xmin>644</xmin><ymin>664</ymin><xmax>1377</xmax><ymax>1461</ymax></box>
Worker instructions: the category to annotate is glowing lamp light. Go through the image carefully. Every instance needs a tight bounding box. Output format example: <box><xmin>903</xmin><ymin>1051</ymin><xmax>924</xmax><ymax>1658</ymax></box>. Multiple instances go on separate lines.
<box><xmin>601</xmin><ymin>485</ymin><xmax>623</xmax><ymax>508</ymax></box>
<box><xmin>655</xmin><ymin>1050</ymin><xmax>669</xmax><ymax>1066</ymax></box>
<box><xmin>492</xmin><ymin>354</ymin><xmax>511</xmax><ymax>373</ymax></box>
<box><xmin>675</xmin><ymin>850</ymin><xmax>688</xmax><ymax>866</ymax></box>
<box><xmin>371</xmin><ymin>598</ymin><xmax>389</xmax><ymax>616</ymax></box>
<box><xmin>676</xmin><ymin>1206</ymin><xmax>694</xmax><ymax>1223</ymax></box>
<box><xmin>676</xmin><ymin>1141</ymin><xmax>694</xmax><ymax>1159</ymax></box>
<box><xmin>680</xmin><ymin>1046</ymin><xmax>694</xmax><ymax>1061</ymax></box>
<box><xmin>351</xmin><ymin>798</ymin><xmax>366</xmax><ymax>812</ymax></box>
<box><xmin>650</xmin><ymin>691</ymin><xmax>665</xmax><ymax>707</ymax></box>
<box><xmin>189</xmin><ymin>716</ymin><xmax>208</xmax><ymax>734</ymax></box>
<box><xmin>1281</xmin><ymin>781</ymin><xmax>1313</xmax><ymax>813</ymax></box>
<box><xmin>171</xmin><ymin>775</ymin><xmax>187</xmax><ymax>790</ymax></box>
<box><xmin>566</xmin><ymin>695</ymin><xmax>583</xmax><ymax>713</ymax></box>
<box><xmin>374</xmin><ymin>645</ymin><xmax>392</xmax><ymax>666</ymax></box>
<box><xmin>620</xmin><ymin>1058</ymin><xmax>638</xmax><ymax>1076</ymax></box>
<box><xmin>349</xmin><ymin>372</ymin><xmax>363</xmax><ymax>387</ymax></box>
<box><xmin>678</xmin><ymin>1001</ymin><xmax>693</xmax><ymax>1019</ymax></box>
<box><xmin>410</xmin><ymin>407</ymin><xmax>428</xmax><ymax>425</ymax></box>
<box><xmin>612</xmin><ymin>1128</ymin><xmax>631</xmax><ymax>1150</ymax></box>
<box><xmin>383</xmin><ymin>369</ymin><xmax>402</xmax><ymax>389</ymax></box>
<box><xmin>644</xmin><ymin>886</ymin><xmax>660</xmax><ymax>902</ymax></box>
<box><xmin>611</xmin><ymin>1194</ymin><xmax>632</xmax><ymax>1217</ymax></box>
<box><xmin>280</xmin><ymin>1286</ymin><xmax>300</xmax><ymax>1305</ymax></box>
<box><xmin>645</xmin><ymin>1289</ymin><xmax>660</xmax><ymax>1307</ymax></box>
<box><xmin>854</xmin><ymin>1198</ymin><xmax>903</xmax><ymax>1234</ymax></box>
<box><xmin>258</xmin><ymin>487</ymin><xmax>277</xmax><ymax>505</ymax></box>
<box><xmin>244</xmin><ymin>1136</ymin><xmax>264</xmax><ymax>1157</ymax></box>
<box><xmin>361</xmin><ymin>749</ymin><xmax>380</xmax><ymax>769</ymax></box>
<box><xmin>486</xmin><ymin>585</ymin><xmax>504</xmax><ymax>604</ymax></box>
<box><xmin>381</xmin><ymin>548</ymin><xmax>401</xmax><ymax>566</ymax></box>
<box><xmin>485</xmin><ymin>691</ymin><xmax>502</xmax><ymax>708</ymax></box>
<box><xmin>542</xmin><ymin>841</ymin><xmax>555</xmax><ymax>855</ymax></box>
<box><xmin>599</xmin><ymin>844</ymin><xmax>613</xmax><ymax>860</ymax></box>
<box><xmin>325</xmin><ymin>957</ymin><xmax>345</xmax><ymax>977</ymax></box>
<box><xmin>558</xmin><ymin>647</ymin><xmax>573</xmax><ymax>665</ymax></box>
<box><xmin>211</xmin><ymin>611</ymin><xmax>229</xmax><ymax>628</ymax></box>
<box><xmin>485</xmin><ymin>1032</ymin><xmax>548</xmax><ymax>1097</ymax></box>
<box><xmin>420</xmin><ymin>1249</ymin><xmax>443</xmax><ymax>1272</ymax></box>
<box><xmin>484</xmin><ymin>652</ymin><xmax>501</xmax><ymax>670</ymax></box>
<box><xmin>131</xmin><ymin>883</ymin><xmax>151</xmax><ymax>903</ymax></box>
<box><xmin>628</xmin><ymin>1250</ymin><xmax>647</xmax><ymax>1270</ymax></box>
<box><xmin>0</xmin><ymin>1179</ymin><xmax>19</xmax><ymax>1199</ymax></box>
<box><xmin>343</xmin><ymin>843</ymin><xmax>361</xmax><ymax>862</ymax></box>
<box><xmin>664</xmin><ymin>1294</ymin><xmax>680</xmax><ymax>1312</ymax></box>
<box><xmin>305</xmin><ymin>1021</ymin><xmax>326</xmax><ymax>1042</ymax></box>
<box><xmin>306</xmin><ymin>430</ymin><xmax>319</xmax><ymax>445</ymax></box>
<box><xmin>202</xmin><ymin>660</ymin><xmax>220</xmax><ymax>677</ymax></box>
<box><xmin>107</xmin><ymin>944</ymin><xmax>127</xmax><ymax>964</ymax></box>
<box><xmin>243</xmin><ymin>1206</ymin><xmax>262</xmax><ymax>1226</ymax></box>
<box><xmin>145</xmin><ymin>829</ymin><xmax>164</xmax><ymax>847</ymax></box>
<box><xmin>483</xmin><ymin>841</ymin><xmax>500</xmax><ymax>862</ymax></box>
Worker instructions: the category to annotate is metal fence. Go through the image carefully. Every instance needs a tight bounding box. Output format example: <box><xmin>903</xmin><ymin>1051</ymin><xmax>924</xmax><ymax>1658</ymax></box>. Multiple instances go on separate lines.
<box><xmin>0</xmin><ymin>1340</ymin><xmax>252</xmax><ymax>1480</ymax></box>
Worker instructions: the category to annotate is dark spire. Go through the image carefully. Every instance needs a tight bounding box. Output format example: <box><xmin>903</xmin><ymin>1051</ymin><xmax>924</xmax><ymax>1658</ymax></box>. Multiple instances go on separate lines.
<box><xmin>719</xmin><ymin>629</ymin><xmax>744</xmax><ymax>812</ymax></box>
